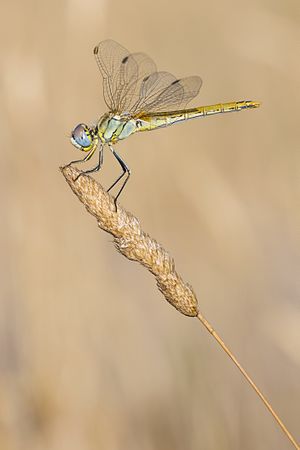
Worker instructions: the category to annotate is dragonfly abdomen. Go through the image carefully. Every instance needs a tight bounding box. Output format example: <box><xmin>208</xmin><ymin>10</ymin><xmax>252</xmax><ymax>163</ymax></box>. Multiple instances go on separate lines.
<box><xmin>190</xmin><ymin>100</ymin><xmax>260</xmax><ymax>117</ymax></box>
<box><xmin>137</xmin><ymin>100</ymin><xmax>260</xmax><ymax>132</ymax></box>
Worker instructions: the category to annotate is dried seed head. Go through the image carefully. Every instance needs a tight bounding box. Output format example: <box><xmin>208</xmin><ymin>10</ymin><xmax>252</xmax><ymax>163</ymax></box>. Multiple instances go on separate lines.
<box><xmin>61</xmin><ymin>165</ymin><xmax>199</xmax><ymax>316</ymax></box>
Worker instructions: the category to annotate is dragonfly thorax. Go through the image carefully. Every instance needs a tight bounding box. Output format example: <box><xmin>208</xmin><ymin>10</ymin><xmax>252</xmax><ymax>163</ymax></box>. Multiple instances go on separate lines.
<box><xmin>97</xmin><ymin>113</ymin><xmax>137</xmax><ymax>144</ymax></box>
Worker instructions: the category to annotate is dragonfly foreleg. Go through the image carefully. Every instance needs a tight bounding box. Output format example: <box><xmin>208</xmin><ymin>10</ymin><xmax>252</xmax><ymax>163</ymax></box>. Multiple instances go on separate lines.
<box><xmin>77</xmin><ymin>144</ymin><xmax>104</xmax><ymax>176</ymax></box>
<box><xmin>65</xmin><ymin>144</ymin><xmax>98</xmax><ymax>169</ymax></box>
<box><xmin>107</xmin><ymin>145</ymin><xmax>131</xmax><ymax>207</ymax></box>
<box><xmin>69</xmin><ymin>145</ymin><xmax>103</xmax><ymax>182</ymax></box>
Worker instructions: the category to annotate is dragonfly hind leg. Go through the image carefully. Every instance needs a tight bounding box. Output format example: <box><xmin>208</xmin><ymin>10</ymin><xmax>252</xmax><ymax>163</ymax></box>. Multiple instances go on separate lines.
<box><xmin>107</xmin><ymin>145</ymin><xmax>131</xmax><ymax>207</ymax></box>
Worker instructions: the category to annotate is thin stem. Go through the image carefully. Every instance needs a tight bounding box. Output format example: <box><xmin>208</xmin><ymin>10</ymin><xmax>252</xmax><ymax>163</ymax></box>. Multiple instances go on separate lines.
<box><xmin>61</xmin><ymin>165</ymin><xmax>299</xmax><ymax>450</ymax></box>
<box><xmin>197</xmin><ymin>311</ymin><xmax>299</xmax><ymax>450</ymax></box>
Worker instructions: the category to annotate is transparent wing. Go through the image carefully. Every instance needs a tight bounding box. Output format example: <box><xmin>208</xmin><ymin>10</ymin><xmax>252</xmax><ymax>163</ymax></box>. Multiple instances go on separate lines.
<box><xmin>130</xmin><ymin>72</ymin><xmax>202</xmax><ymax>114</ymax></box>
<box><xmin>94</xmin><ymin>40</ymin><xmax>202</xmax><ymax>115</ymax></box>
<box><xmin>94</xmin><ymin>40</ymin><xmax>156</xmax><ymax>113</ymax></box>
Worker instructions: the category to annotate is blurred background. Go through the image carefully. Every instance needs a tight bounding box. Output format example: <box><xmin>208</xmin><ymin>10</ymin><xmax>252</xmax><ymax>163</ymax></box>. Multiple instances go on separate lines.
<box><xmin>0</xmin><ymin>0</ymin><xmax>299</xmax><ymax>449</ymax></box>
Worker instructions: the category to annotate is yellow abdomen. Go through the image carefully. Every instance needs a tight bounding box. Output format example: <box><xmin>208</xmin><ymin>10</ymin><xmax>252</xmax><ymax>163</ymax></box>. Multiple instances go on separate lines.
<box><xmin>136</xmin><ymin>100</ymin><xmax>260</xmax><ymax>132</ymax></box>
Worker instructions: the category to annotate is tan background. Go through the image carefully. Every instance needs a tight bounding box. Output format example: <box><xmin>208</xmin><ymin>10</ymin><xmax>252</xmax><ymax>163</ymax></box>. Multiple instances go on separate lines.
<box><xmin>0</xmin><ymin>0</ymin><xmax>299</xmax><ymax>449</ymax></box>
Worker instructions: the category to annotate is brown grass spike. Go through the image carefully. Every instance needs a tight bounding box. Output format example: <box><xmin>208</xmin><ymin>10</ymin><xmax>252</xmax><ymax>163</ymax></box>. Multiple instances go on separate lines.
<box><xmin>61</xmin><ymin>165</ymin><xmax>198</xmax><ymax>317</ymax></box>
<box><xmin>61</xmin><ymin>164</ymin><xmax>299</xmax><ymax>450</ymax></box>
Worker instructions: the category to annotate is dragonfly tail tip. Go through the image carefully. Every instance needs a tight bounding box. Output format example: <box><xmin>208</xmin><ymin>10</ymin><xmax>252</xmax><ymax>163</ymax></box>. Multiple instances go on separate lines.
<box><xmin>252</xmin><ymin>100</ymin><xmax>261</xmax><ymax>108</ymax></box>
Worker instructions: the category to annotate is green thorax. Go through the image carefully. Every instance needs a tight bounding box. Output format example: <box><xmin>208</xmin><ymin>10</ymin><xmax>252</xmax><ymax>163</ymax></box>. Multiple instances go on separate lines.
<box><xmin>97</xmin><ymin>113</ymin><xmax>138</xmax><ymax>144</ymax></box>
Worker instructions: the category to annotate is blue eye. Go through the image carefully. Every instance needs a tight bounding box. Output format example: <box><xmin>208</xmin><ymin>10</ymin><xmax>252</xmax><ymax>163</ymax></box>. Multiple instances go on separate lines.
<box><xmin>71</xmin><ymin>124</ymin><xmax>92</xmax><ymax>148</ymax></box>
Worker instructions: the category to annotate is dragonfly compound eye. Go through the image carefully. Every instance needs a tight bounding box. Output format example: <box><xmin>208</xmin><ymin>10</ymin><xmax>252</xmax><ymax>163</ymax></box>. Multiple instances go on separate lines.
<box><xmin>71</xmin><ymin>123</ymin><xmax>93</xmax><ymax>150</ymax></box>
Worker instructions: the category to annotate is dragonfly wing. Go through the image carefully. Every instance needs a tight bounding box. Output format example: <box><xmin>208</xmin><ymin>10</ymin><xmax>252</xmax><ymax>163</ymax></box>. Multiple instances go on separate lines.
<box><xmin>130</xmin><ymin>72</ymin><xmax>202</xmax><ymax>114</ymax></box>
<box><xmin>94</xmin><ymin>40</ymin><xmax>157</xmax><ymax>113</ymax></box>
<box><xmin>94</xmin><ymin>40</ymin><xmax>133</xmax><ymax>111</ymax></box>
<box><xmin>116</xmin><ymin>52</ymin><xmax>157</xmax><ymax>113</ymax></box>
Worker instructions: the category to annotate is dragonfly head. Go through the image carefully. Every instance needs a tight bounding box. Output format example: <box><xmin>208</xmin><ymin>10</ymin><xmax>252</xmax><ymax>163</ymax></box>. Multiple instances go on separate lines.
<box><xmin>70</xmin><ymin>123</ymin><xmax>97</xmax><ymax>151</ymax></box>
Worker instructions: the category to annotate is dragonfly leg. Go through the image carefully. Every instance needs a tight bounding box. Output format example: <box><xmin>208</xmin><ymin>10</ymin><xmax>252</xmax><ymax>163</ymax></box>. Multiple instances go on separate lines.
<box><xmin>64</xmin><ymin>145</ymin><xmax>97</xmax><ymax>169</ymax></box>
<box><xmin>71</xmin><ymin>145</ymin><xmax>103</xmax><ymax>181</ymax></box>
<box><xmin>107</xmin><ymin>145</ymin><xmax>131</xmax><ymax>207</ymax></box>
<box><xmin>77</xmin><ymin>144</ymin><xmax>104</xmax><ymax>176</ymax></box>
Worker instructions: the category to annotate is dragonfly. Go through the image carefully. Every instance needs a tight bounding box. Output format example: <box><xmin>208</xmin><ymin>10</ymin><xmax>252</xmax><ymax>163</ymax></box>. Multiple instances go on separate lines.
<box><xmin>68</xmin><ymin>39</ymin><xmax>260</xmax><ymax>205</ymax></box>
